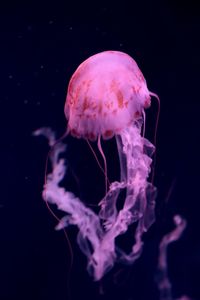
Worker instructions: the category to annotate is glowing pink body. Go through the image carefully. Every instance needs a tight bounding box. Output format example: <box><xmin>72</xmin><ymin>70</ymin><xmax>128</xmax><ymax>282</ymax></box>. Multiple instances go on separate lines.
<box><xmin>65</xmin><ymin>51</ymin><xmax>151</xmax><ymax>140</ymax></box>
<box><xmin>35</xmin><ymin>51</ymin><xmax>159</xmax><ymax>281</ymax></box>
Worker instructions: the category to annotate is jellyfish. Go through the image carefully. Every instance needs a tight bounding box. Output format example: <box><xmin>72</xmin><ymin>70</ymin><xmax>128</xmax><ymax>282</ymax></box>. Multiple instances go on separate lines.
<box><xmin>35</xmin><ymin>51</ymin><xmax>159</xmax><ymax>281</ymax></box>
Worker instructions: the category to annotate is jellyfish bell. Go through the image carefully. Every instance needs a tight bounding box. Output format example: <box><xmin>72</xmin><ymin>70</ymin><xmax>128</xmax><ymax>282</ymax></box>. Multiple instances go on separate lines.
<box><xmin>65</xmin><ymin>51</ymin><xmax>152</xmax><ymax>140</ymax></box>
<box><xmin>35</xmin><ymin>50</ymin><xmax>159</xmax><ymax>281</ymax></box>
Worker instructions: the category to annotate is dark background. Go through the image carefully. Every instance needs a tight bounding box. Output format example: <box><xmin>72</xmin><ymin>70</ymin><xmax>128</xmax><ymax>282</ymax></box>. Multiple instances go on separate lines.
<box><xmin>0</xmin><ymin>0</ymin><xmax>200</xmax><ymax>299</ymax></box>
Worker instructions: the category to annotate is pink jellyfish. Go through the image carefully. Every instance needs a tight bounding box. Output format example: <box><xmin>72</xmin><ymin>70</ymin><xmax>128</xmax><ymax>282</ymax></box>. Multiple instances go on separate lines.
<box><xmin>35</xmin><ymin>51</ymin><xmax>159</xmax><ymax>281</ymax></box>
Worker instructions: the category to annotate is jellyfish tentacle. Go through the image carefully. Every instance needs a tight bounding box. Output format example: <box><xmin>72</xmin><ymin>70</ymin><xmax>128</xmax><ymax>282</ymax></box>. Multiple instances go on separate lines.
<box><xmin>97</xmin><ymin>135</ymin><xmax>108</xmax><ymax>194</ymax></box>
<box><xmin>86</xmin><ymin>138</ymin><xmax>110</xmax><ymax>187</ymax></box>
